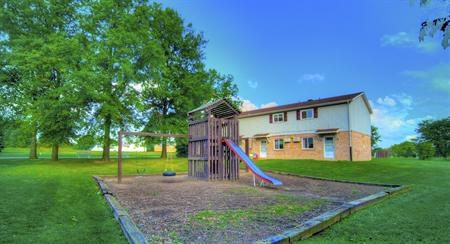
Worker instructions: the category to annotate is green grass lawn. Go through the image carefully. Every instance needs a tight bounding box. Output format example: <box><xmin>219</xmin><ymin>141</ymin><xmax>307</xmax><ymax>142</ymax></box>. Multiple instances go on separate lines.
<box><xmin>256</xmin><ymin>158</ymin><xmax>450</xmax><ymax>243</ymax></box>
<box><xmin>1</xmin><ymin>155</ymin><xmax>448</xmax><ymax>243</ymax></box>
<box><xmin>0</xmin><ymin>157</ymin><xmax>187</xmax><ymax>243</ymax></box>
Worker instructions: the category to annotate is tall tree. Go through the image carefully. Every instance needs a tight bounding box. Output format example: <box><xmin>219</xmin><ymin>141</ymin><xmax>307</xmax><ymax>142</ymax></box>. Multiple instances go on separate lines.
<box><xmin>141</xmin><ymin>4</ymin><xmax>238</xmax><ymax>158</ymax></box>
<box><xmin>416</xmin><ymin>117</ymin><xmax>450</xmax><ymax>158</ymax></box>
<box><xmin>79</xmin><ymin>0</ymin><xmax>161</xmax><ymax>161</ymax></box>
<box><xmin>0</xmin><ymin>0</ymin><xmax>81</xmax><ymax>159</ymax></box>
<box><xmin>371</xmin><ymin>125</ymin><xmax>382</xmax><ymax>151</ymax></box>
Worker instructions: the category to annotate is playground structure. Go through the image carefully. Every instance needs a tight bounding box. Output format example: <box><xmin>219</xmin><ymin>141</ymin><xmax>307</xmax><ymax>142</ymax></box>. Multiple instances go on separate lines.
<box><xmin>117</xmin><ymin>99</ymin><xmax>282</xmax><ymax>186</ymax></box>
<box><xmin>187</xmin><ymin>99</ymin><xmax>282</xmax><ymax>186</ymax></box>
<box><xmin>187</xmin><ymin>99</ymin><xmax>241</xmax><ymax>180</ymax></box>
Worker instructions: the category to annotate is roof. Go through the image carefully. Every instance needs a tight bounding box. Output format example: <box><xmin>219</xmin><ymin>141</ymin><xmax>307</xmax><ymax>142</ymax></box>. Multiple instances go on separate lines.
<box><xmin>240</xmin><ymin>92</ymin><xmax>372</xmax><ymax>118</ymax></box>
<box><xmin>188</xmin><ymin>99</ymin><xmax>240</xmax><ymax>119</ymax></box>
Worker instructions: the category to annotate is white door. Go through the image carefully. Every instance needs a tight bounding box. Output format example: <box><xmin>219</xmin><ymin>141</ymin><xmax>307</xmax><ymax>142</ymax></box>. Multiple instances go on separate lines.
<box><xmin>260</xmin><ymin>140</ymin><xmax>267</xmax><ymax>158</ymax></box>
<box><xmin>324</xmin><ymin>137</ymin><xmax>335</xmax><ymax>159</ymax></box>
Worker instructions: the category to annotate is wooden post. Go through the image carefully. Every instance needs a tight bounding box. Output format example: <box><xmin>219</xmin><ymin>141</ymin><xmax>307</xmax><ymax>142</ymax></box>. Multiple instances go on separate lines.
<box><xmin>118</xmin><ymin>131</ymin><xmax>123</xmax><ymax>184</ymax></box>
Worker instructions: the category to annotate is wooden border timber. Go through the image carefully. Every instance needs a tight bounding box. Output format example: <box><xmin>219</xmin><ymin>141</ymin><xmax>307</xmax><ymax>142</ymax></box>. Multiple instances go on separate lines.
<box><xmin>93</xmin><ymin>176</ymin><xmax>148</xmax><ymax>244</ymax></box>
<box><xmin>117</xmin><ymin>131</ymin><xmax>189</xmax><ymax>184</ymax></box>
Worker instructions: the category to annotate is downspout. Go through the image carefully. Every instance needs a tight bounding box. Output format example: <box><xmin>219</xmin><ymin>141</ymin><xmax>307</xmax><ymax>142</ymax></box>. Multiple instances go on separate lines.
<box><xmin>347</xmin><ymin>101</ymin><xmax>353</xmax><ymax>161</ymax></box>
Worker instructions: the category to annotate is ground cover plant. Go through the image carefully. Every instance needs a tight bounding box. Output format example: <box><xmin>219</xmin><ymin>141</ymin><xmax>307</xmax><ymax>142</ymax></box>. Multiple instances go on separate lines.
<box><xmin>257</xmin><ymin>158</ymin><xmax>450</xmax><ymax>243</ymax></box>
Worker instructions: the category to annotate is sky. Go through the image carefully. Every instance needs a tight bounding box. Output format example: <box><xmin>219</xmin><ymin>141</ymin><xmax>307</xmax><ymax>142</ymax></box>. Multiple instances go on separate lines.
<box><xmin>158</xmin><ymin>0</ymin><xmax>450</xmax><ymax>148</ymax></box>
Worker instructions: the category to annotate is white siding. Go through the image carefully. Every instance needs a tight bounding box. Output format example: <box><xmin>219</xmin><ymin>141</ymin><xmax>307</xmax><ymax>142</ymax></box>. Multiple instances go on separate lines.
<box><xmin>239</xmin><ymin>104</ymin><xmax>349</xmax><ymax>137</ymax></box>
<box><xmin>349</xmin><ymin>95</ymin><xmax>371</xmax><ymax>135</ymax></box>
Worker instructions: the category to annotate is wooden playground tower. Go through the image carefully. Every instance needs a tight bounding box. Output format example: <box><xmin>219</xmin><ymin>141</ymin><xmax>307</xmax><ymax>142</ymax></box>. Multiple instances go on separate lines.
<box><xmin>188</xmin><ymin>99</ymin><xmax>241</xmax><ymax>180</ymax></box>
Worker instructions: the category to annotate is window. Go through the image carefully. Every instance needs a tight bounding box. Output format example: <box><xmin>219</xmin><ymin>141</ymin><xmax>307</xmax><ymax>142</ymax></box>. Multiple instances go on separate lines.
<box><xmin>302</xmin><ymin>137</ymin><xmax>314</xmax><ymax>149</ymax></box>
<box><xmin>300</xmin><ymin>109</ymin><xmax>314</xmax><ymax>120</ymax></box>
<box><xmin>274</xmin><ymin>139</ymin><xmax>284</xmax><ymax>150</ymax></box>
<box><xmin>273</xmin><ymin>113</ymin><xmax>284</xmax><ymax>122</ymax></box>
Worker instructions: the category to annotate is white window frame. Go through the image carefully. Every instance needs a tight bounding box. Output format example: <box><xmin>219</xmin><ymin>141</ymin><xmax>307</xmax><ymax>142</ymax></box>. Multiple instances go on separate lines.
<box><xmin>302</xmin><ymin>137</ymin><xmax>314</xmax><ymax>149</ymax></box>
<box><xmin>300</xmin><ymin>109</ymin><xmax>314</xmax><ymax>120</ymax></box>
<box><xmin>273</xmin><ymin>113</ymin><xmax>284</xmax><ymax>123</ymax></box>
<box><xmin>274</xmin><ymin>138</ymin><xmax>284</xmax><ymax>150</ymax></box>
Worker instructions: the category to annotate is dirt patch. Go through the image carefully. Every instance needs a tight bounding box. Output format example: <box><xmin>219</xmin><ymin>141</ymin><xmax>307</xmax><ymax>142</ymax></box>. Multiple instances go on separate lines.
<box><xmin>103</xmin><ymin>171</ymin><xmax>386</xmax><ymax>243</ymax></box>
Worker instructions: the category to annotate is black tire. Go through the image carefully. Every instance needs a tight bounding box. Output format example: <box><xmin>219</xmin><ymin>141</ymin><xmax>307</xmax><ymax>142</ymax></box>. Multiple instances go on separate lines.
<box><xmin>162</xmin><ymin>171</ymin><xmax>176</xmax><ymax>177</ymax></box>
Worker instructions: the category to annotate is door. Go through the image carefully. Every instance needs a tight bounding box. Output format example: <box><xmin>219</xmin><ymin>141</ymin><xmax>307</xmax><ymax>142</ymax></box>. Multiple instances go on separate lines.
<box><xmin>260</xmin><ymin>140</ymin><xmax>267</xmax><ymax>158</ymax></box>
<box><xmin>324</xmin><ymin>137</ymin><xmax>335</xmax><ymax>159</ymax></box>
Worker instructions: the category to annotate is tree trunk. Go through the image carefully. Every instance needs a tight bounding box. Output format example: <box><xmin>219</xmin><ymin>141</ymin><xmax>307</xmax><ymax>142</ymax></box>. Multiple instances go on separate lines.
<box><xmin>160</xmin><ymin>137</ymin><xmax>167</xmax><ymax>159</ymax></box>
<box><xmin>102</xmin><ymin>114</ymin><xmax>111</xmax><ymax>161</ymax></box>
<box><xmin>51</xmin><ymin>144</ymin><xmax>59</xmax><ymax>161</ymax></box>
<box><xmin>29</xmin><ymin>127</ymin><xmax>38</xmax><ymax>159</ymax></box>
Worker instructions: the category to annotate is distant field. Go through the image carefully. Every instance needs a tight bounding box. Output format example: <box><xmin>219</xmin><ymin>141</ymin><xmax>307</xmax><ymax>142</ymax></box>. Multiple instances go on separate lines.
<box><xmin>0</xmin><ymin>147</ymin><xmax>175</xmax><ymax>159</ymax></box>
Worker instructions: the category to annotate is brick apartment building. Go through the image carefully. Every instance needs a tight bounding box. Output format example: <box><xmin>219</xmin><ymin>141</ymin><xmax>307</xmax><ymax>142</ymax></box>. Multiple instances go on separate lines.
<box><xmin>239</xmin><ymin>92</ymin><xmax>372</xmax><ymax>161</ymax></box>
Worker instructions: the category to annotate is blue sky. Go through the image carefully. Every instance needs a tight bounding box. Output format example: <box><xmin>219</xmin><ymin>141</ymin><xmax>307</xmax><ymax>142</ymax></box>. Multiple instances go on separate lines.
<box><xmin>159</xmin><ymin>0</ymin><xmax>450</xmax><ymax>148</ymax></box>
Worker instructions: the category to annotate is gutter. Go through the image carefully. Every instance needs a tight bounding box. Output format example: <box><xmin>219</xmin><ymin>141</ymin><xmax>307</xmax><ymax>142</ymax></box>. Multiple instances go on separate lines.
<box><xmin>347</xmin><ymin>101</ymin><xmax>353</xmax><ymax>161</ymax></box>
<box><xmin>239</xmin><ymin>101</ymin><xmax>350</xmax><ymax>118</ymax></box>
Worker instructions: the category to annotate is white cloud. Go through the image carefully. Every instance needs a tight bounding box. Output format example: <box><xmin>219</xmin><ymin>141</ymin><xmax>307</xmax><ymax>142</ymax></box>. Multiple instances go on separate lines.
<box><xmin>380</xmin><ymin>31</ymin><xmax>440</xmax><ymax>53</ymax></box>
<box><xmin>377</xmin><ymin>96</ymin><xmax>397</xmax><ymax>106</ymax></box>
<box><xmin>394</xmin><ymin>94</ymin><xmax>413</xmax><ymax>107</ymax></box>
<box><xmin>381</xmin><ymin>32</ymin><xmax>413</xmax><ymax>46</ymax></box>
<box><xmin>261</xmin><ymin>102</ymin><xmax>278</xmax><ymax>109</ymax></box>
<box><xmin>405</xmin><ymin>135</ymin><xmax>418</xmax><ymax>141</ymax></box>
<box><xmin>370</xmin><ymin>94</ymin><xmax>432</xmax><ymax>148</ymax></box>
<box><xmin>403</xmin><ymin>63</ymin><xmax>450</xmax><ymax>94</ymax></box>
<box><xmin>240</xmin><ymin>99</ymin><xmax>278</xmax><ymax>112</ymax></box>
<box><xmin>247</xmin><ymin>80</ymin><xmax>258</xmax><ymax>89</ymax></box>
<box><xmin>298</xmin><ymin>73</ymin><xmax>325</xmax><ymax>83</ymax></box>
<box><xmin>241</xmin><ymin>99</ymin><xmax>258</xmax><ymax>112</ymax></box>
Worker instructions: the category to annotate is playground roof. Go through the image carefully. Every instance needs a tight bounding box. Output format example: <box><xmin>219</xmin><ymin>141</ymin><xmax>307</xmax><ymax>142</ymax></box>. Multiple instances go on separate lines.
<box><xmin>188</xmin><ymin>99</ymin><xmax>240</xmax><ymax>119</ymax></box>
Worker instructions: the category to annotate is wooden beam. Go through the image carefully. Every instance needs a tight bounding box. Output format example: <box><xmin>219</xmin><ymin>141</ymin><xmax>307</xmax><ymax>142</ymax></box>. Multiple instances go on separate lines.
<box><xmin>120</xmin><ymin>131</ymin><xmax>189</xmax><ymax>138</ymax></box>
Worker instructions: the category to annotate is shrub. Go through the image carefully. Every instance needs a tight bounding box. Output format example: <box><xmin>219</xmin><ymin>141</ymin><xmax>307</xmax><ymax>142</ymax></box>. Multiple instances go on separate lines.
<box><xmin>416</xmin><ymin>142</ymin><xmax>435</xmax><ymax>160</ymax></box>
<box><xmin>391</xmin><ymin>141</ymin><xmax>416</xmax><ymax>158</ymax></box>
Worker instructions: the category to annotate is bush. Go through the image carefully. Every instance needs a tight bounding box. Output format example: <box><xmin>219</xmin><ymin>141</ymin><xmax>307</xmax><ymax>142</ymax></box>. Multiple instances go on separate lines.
<box><xmin>416</xmin><ymin>142</ymin><xmax>435</xmax><ymax>160</ymax></box>
<box><xmin>391</xmin><ymin>141</ymin><xmax>416</xmax><ymax>158</ymax></box>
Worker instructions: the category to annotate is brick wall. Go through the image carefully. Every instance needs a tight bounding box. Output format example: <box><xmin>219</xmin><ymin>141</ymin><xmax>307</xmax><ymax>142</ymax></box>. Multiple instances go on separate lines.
<box><xmin>240</xmin><ymin>131</ymin><xmax>371</xmax><ymax>161</ymax></box>
<box><xmin>351</xmin><ymin>130</ymin><xmax>372</xmax><ymax>161</ymax></box>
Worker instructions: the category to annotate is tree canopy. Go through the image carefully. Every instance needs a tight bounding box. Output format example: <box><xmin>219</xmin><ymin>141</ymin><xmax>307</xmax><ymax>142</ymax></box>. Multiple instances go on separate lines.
<box><xmin>0</xmin><ymin>1</ymin><xmax>238</xmax><ymax>160</ymax></box>
<box><xmin>416</xmin><ymin>117</ymin><xmax>450</xmax><ymax>158</ymax></box>
<box><xmin>390</xmin><ymin>141</ymin><xmax>417</xmax><ymax>158</ymax></box>
<box><xmin>371</xmin><ymin>125</ymin><xmax>381</xmax><ymax>151</ymax></box>
<box><xmin>0</xmin><ymin>0</ymin><xmax>84</xmax><ymax>159</ymax></box>
<box><xmin>140</xmin><ymin>4</ymin><xmax>238</xmax><ymax>158</ymax></box>
<box><xmin>418</xmin><ymin>0</ymin><xmax>450</xmax><ymax>49</ymax></box>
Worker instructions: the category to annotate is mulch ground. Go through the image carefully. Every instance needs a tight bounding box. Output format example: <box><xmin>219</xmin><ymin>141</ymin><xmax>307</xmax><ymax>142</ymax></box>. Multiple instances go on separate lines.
<box><xmin>103</xmin><ymin>171</ymin><xmax>386</xmax><ymax>243</ymax></box>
